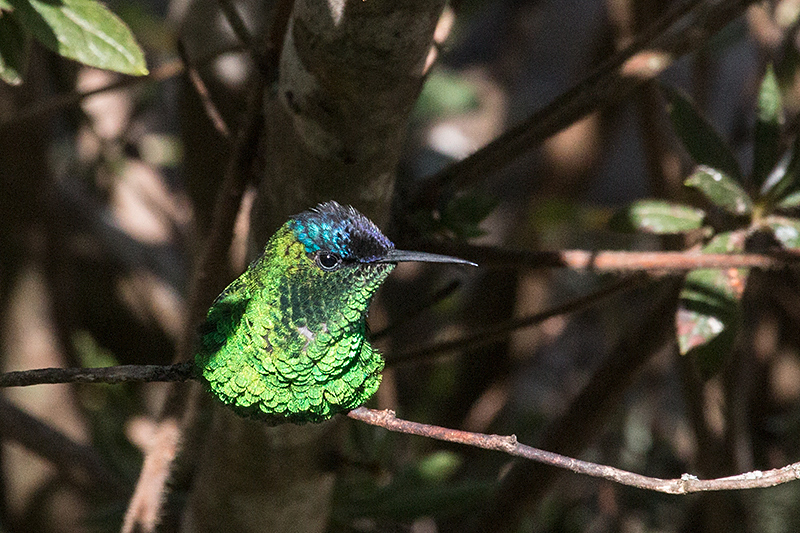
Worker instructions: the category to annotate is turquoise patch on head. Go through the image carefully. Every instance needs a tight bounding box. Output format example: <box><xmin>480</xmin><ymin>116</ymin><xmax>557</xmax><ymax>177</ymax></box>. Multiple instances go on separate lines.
<box><xmin>290</xmin><ymin>219</ymin><xmax>351</xmax><ymax>256</ymax></box>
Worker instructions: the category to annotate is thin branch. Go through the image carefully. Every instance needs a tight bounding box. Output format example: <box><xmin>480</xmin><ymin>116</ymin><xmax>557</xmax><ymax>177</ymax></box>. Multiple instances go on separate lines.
<box><xmin>177</xmin><ymin>39</ymin><xmax>231</xmax><ymax>138</ymax></box>
<box><xmin>0</xmin><ymin>61</ymin><xmax>183</xmax><ymax>130</ymax></box>
<box><xmin>473</xmin><ymin>280</ymin><xmax>681</xmax><ymax>532</ymax></box>
<box><xmin>425</xmin><ymin>244</ymin><xmax>800</xmax><ymax>272</ymax></box>
<box><xmin>0</xmin><ymin>277</ymin><xmax>632</xmax><ymax>387</ymax></box>
<box><xmin>0</xmin><ymin>363</ymin><xmax>194</xmax><ymax>388</ymax></box>
<box><xmin>347</xmin><ymin>407</ymin><xmax>800</xmax><ymax>493</ymax></box>
<box><xmin>386</xmin><ymin>276</ymin><xmax>643</xmax><ymax>365</ymax></box>
<box><xmin>2</xmin><ymin>246</ymin><xmax>792</xmax><ymax>383</ymax></box>
<box><xmin>369</xmin><ymin>279</ymin><xmax>461</xmax><ymax>342</ymax></box>
<box><xmin>180</xmin><ymin>0</ymin><xmax>294</xmax><ymax>344</ymax></box>
<box><xmin>0</xmin><ymin>44</ymin><xmax>250</xmax><ymax>131</ymax></box>
<box><xmin>180</xmin><ymin>82</ymin><xmax>265</xmax><ymax>361</ymax></box>
<box><xmin>412</xmin><ymin>0</ymin><xmax>758</xmax><ymax>207</ymax></box>
<box><xmin>121</xmin><ymin>3</ymin><xmax>295</xmax><ymax>532</ymax></box>
<box><xmin>3</xmin><ymin>369</ymin><xmax>798</xmax><ymax>494</ymax></box>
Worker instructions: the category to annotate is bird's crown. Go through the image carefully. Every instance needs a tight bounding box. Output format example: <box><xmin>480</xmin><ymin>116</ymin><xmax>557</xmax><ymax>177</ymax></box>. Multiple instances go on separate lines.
<box><xmin>289</xmin><ymin>201</ymin><xmax>394</xmax><ymax>264</ymax></box>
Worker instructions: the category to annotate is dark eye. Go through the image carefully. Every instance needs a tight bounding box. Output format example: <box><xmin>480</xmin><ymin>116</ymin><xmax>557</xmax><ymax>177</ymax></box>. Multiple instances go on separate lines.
<box><xmin>316</xmin><ymin>251</ymin><xmax>342</xmax><ymax>271</ymax></box>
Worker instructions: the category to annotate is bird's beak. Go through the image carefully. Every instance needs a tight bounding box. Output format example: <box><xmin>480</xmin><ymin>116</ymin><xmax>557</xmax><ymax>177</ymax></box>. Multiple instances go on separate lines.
<box><xmin>380</xmin><ymin>249</ymin><xmax>477</xmax><ymax>267</ymax></box>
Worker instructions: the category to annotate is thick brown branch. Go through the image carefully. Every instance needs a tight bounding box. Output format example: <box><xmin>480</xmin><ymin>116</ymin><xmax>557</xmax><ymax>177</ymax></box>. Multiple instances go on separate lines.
<box><xmin>347</xmin><ymin>407</ymin><xmax>800</xmax><ymax>494</ymax></box>
<box><xmin>121</xmin><ymin>5</ymin><xmax>295</xmax><ymax>533</ymax></box>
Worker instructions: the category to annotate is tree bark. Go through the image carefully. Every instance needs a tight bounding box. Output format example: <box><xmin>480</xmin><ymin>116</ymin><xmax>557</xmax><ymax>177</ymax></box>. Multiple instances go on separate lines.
<box><xmin>251</xmin><ymin>0</ymin><xmax>446</xmax><ymax>242</ymax></box>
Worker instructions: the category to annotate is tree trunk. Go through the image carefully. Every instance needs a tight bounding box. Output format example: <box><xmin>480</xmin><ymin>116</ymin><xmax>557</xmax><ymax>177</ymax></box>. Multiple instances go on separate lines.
<box><xmin>182</xmin><ymin>2</ymin><xmax>446</xmax><ymax>531</ymax></box>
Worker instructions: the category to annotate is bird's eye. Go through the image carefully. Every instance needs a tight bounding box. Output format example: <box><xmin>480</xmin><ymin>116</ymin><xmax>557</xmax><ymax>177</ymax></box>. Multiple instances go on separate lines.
<box><xmin>316</xmin><ymin>251</ymin><xmax>342</xmax><ymax>271</ymax></box>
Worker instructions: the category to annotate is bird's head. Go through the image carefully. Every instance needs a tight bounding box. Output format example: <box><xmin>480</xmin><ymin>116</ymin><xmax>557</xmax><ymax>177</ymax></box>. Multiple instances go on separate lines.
<box><xmin>283</xmin><ymin>201</ymin><xmax>475</xmax><ymax>313</ymax></box>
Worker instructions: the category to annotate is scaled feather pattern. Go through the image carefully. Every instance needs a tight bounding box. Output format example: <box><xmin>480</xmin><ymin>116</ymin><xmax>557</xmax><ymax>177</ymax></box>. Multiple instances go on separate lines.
<box><xmin>195</xmin><ymin>201</ymin><xmax>395</xmax><ymax>423</ymax></box>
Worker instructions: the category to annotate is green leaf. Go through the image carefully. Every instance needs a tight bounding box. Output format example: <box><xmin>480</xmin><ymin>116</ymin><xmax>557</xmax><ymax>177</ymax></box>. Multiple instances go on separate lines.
<box><xmin>753</xmin><ymin>65</ymin><xmax>783</xmax><ymax>188</ymax></box>
<box><xmin>7</xmin><ymin>0</ymin><xmax>147</xmax><ymax>76</ymax></box>
<box><xmin>685</xmin><ymin>165</ymin><xmax>753</xmax><ymax>215</ymax></box>
<box><xmin>611</xmin><ymin>200</ymin><xmax>705</xmax><ymax>234</ymax></box>
<box><xmin>765</xmin><ymin>215</ymin><xmax>800</xmax><ymax>249</ymax></box>
<box><xmin>663</xmin><ymin>84</ymin><xmax>743</xmax><ymax>182</ymax></box>
<box><xmin>677</xmin><ymin>231</ymin><xmax>748</xmax><ymax>377</ymax></box>
<box><xmin>0</xmin><ymin>12</ymin><xmax>27</xmax><ymax>85</ymax></box>
<box><xmin>0</xmin><ymin>0</ymin><xmax>12</xmax><ymax>10</ymax></box>
<box><xmin>777</xmin><ymin>188</ymin><xmax>800</xmax><ymax>209</ymax></box>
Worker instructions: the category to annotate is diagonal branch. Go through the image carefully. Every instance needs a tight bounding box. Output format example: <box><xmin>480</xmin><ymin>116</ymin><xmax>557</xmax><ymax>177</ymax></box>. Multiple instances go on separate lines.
<box><xmin>121</xmin><ymin>5</ymin><xmax>297</xmax><ymax>530</ymax></box>
<box><xmin>387</xmin><ymin>276</ymin><xmax>643</xmax><ymax>365</ymax></box>
<box><xmin>0</xmin><ymin>397</ymin><xmax>129</xmax><ymax>497</ymax></box>
<box><xmin>413</xmin><ymin>0</ymin><xmax>759</xmax><ymax>206</ymax></box>
<box><xmin>346</xmin><ymin>407</ymin><xmax>800</xmax><ymax>494</ymax></box>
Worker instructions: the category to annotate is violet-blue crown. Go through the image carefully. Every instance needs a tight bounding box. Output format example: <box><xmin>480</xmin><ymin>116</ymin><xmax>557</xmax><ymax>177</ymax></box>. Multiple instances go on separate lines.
<box><xmin>289</xmin><ymin>201</ymin><xmax>394</xmax><ymax>263</ymax></box>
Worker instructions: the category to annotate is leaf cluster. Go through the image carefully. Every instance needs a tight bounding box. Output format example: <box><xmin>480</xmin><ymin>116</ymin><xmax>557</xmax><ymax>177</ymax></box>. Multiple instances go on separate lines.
<box><xmin>614</xmin><ymin>66</ymin><xmax>800</xmax><ymax>375</ymax></box>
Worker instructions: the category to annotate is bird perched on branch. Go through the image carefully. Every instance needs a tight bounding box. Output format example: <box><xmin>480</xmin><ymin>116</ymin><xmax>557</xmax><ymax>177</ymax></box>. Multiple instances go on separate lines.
<box><xmin>195</xmin><ymin>201</ymin><xmax>476</xmax><ymax>423</ymax></box>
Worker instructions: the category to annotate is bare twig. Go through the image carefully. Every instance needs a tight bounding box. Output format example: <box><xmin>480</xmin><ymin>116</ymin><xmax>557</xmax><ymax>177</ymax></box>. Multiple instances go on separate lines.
<box><xmin>217</xmin><ymin>0</ymin><xmax>259</xmax><ymax>56</ymax></box>
<box><xmin>121</xmin><ymin>418</ymin><xmax>183</xmax><ymax>533</ymax></box>
<box><xmin>5</xmin><ymin>367</ymin><xmax>797</xmax><ymax>495</ymax></box>
<box><xmin>119</xmin><ymin>63</ymin><xmax>263</xmax><ymax>533</ymax></box>
<box><xmin>177</xmin><ymin>39</ymin><xmax>232</xmax><ymax>138</ymax></box>
<box><xmin>0</xmin><ymin>277</ymin><xmax>638</xmax><ymax>387</ymax></box>
<box><xmin>0</xmin><ymin>60</ymin><xmax>184</xmax><ymax>131</ymax></box>
<box><xmin>475</xmin><ymin>279</ymin><xmax>681</xmax><ymax>531</ymax></box>
<box><xmin>181</xmin><ymin>0</ymin><xmax>294</xmax><ymax>342</ymax></box>
<box><xmin>369</xmin><ymin>279</ymin><xmax>461</xmax><ymax>342</ymax></box>
<box><xmin>347</xmin><ymin>407</ymin><xmax>800</xmax><ymax>493</ymax></box>
<box><xmin>426</xmin><ymin>244</ymin><xmax>800</xmax><ymax>272</ymax></box>
<box><xmin>0</xmin><ymin>44</ymin><xmax>252</xmax><ymax>131</ymax></box>
<box><xmin>121</xmin><ymin>3</ymin><xmax>295</xmax><ymax>532</ymax></box>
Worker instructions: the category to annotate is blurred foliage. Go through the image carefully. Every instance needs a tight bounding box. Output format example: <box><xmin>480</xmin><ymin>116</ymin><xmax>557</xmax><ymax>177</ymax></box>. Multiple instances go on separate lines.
<box><xmin>411</xmin><ymin>190</ymin><xmax>498</xmax><ymax>240</ymax></box>
<box><xmin>413</xmin><ymin>69</ymin><xmax>481</xmax><ymax>119</ymax></box>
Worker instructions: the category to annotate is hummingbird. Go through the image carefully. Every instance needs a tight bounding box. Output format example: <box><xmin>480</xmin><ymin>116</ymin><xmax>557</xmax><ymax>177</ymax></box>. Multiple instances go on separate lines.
<box><xmin>195</xmin><ymin>201</ymin><xmax>476</xmax><ymax>424</ymax></box>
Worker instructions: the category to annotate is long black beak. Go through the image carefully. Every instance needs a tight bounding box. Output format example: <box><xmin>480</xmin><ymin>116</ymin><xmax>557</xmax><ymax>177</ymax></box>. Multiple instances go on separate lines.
<box><xmin>380</xmin><ymin>249</ymin><xmax>477</xmax><ymax>267</ymax></box>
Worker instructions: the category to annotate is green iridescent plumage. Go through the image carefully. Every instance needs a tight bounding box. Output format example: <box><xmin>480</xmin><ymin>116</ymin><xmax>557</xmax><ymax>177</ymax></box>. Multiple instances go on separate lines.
<box><xmin>195</xmin><ymin>201</ymin><xmax>475</xmax><ymax>423</ymax></box>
